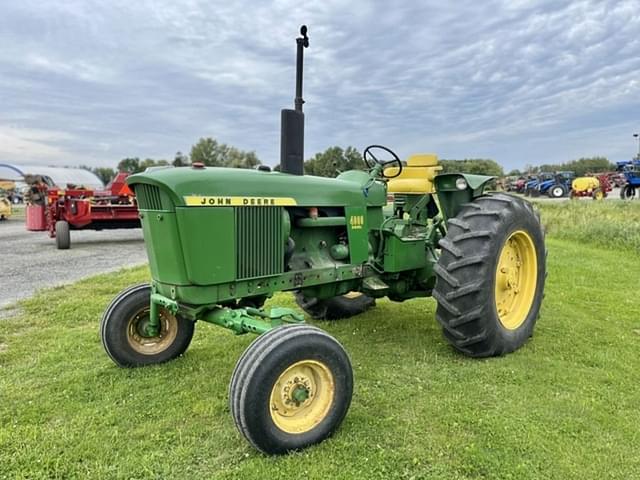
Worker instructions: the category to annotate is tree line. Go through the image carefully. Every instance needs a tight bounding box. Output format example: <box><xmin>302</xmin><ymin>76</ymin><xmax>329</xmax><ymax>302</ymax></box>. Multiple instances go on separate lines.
<box><xmin>509</xmin><ymin>157</ymin><xmax>615</xmax><ymax>177</ymax></box>
<box><xmin>303</xmin><ymin>150</ymin><xmax>506</xmax><ymax>177</ymax></box>
<box><xmin>83</xmin><ymin>136</ymin><xmax>612</xmax><ymax>185</ymax></box>
<box><xmin>82</xmin><ymin>137</ymin><xmax>261</xmax><ymax>184</ymax></box>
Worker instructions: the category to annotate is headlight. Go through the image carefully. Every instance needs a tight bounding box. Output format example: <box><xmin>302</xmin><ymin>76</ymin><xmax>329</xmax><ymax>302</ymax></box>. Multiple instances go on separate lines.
<box><xmin>455</xmin><ymin>178</ymin><xmax>468</xmax><ymax>190</ymax></box>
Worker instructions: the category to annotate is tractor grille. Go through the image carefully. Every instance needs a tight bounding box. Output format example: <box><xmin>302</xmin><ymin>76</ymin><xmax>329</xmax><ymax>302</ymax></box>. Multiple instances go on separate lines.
<box><xmin>236</xmin><ymin>207</ymin><xmax>283</xmax><ymax>280</ymax></box>
<box><xmin>135</xmin><ymin>184</ymin><xmax>163</xmax><ymax>210</ymax></box>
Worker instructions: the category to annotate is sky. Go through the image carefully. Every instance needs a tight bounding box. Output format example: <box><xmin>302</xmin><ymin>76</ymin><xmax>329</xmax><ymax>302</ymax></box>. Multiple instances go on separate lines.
<box><xmin>1</xmin><ymin>0</ymin><xmax>639</xmax><ymax>171</ymax></box>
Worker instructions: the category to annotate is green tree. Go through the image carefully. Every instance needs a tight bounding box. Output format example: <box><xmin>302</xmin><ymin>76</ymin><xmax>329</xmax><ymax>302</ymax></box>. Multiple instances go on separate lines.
<box><xmin>173</xmin><ymin>151</ymin><xmax>190</xmax><ymax>167</ymax></box>
<box><xmin>532</xmin><ymin>157</ymin><xmax>614</xmax><ymax>176</ymax></box>
<box><xmin>304</xmin><ymin>146</ymin><xmax>365</xmax><ymax>177</ymax></box>
<box><xmin>226</xmin><ymin>149</ymin><xmax>260</xmax><ymax>169</ymax></box>
<box><xmin>139</xmin><ymin>158</ymin><xmax>169</xmax><ymax>171</ymax></box>
<box><xmin>190</xmin><ymin>138</ymin><xmax>222</xmax><ymax>166</ymax></box>
<box><xmin>440</xmin><ymin>159</ymin><xmax>504</xmax><ymax>177</ymax></box>
<box><xmin>117</xmin><ymin>157</ymin><xmax>141</xmax><ymax>174</ymax></box>
<box><xmin>92</xmin><ymin>167</ymin><xmax>117</xmax><ymax>185</ymax></box>
<box><xmin>116</xmin><ymin>157</ymin><xmax>170</xmax><ymax>174</ymax></box>
<box><xmin>565</xmin><ymin>157</ymin><xmax>614</xmax><ymax>176</ymax></box>
<box><xmin>190</xmin><ymin>137</ymin><xmax>260</xmax><ymax>168</ymax></box>
<box><xmin>79</xmin><ymin>165</ymin><xmax>116</xmax><ymax>185</ymax></box>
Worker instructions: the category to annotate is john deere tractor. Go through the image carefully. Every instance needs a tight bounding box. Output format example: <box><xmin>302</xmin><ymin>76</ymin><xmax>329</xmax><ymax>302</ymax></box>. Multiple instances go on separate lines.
<box><xmin>101</xmin><ymin>26</ymin><xmax>546</xmax><ymax>455</ymax></box>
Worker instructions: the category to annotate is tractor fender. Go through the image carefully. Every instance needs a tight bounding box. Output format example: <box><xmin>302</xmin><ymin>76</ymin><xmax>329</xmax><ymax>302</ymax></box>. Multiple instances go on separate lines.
<box><xmin>434</xmin><ymin>173</ymin><xmax>494</xmax><ymax>221</ymax></box>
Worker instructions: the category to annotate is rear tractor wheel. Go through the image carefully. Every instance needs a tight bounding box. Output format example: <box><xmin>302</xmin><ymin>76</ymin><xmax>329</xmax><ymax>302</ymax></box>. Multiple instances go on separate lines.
<box><xmin>294</xmin><ymin>291</ymin><xmax>375</xmax><ymax>320</ymax></box>
<box><xmin>433</xmin><ymin>193</ymin><xmax>546</xmax><ymax>357</ymax></box>
<box><xmin>100</xmin><ymin>284</ymin><xmax>195</xmax><ymax>367</ymax></box>
<box><xmin>229</xmin><ymin>324</ymin><xmax>353</xmax><ymax>454</ymax></box>
<box><xmin>620</xmin><ymin>185</ymin><xmax>636</xmax><ymax>200</ymax></box>
<box><xmin>548</xmin><ymin>185</ymin><xmax>566</xmax><ymax>198</ymax></box>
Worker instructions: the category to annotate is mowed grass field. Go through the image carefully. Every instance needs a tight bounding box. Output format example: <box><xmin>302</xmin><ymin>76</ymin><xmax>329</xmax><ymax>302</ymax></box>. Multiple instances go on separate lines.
<box><xmin>534</xmin><ymin>199</ymin><xmax>640</xmax><ymax>253</ymax></box>
<box><xmin>1</xmin><ymin>201</ymin><xmax>639</xmax><ymax>479</ymax></box>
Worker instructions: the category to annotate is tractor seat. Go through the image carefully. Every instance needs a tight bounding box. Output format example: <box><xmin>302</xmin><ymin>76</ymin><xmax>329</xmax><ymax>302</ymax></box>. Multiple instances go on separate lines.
<box><xmin>385</xmin><ymin>154</ymin><xmax>442</xmax><ymax>194</ymax></box>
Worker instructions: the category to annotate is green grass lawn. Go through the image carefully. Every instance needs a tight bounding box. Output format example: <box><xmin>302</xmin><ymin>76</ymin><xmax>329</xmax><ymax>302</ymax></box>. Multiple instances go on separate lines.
<box><xmin>534</xmin><ymin>199</ymin><xmax>640</xmax><ymax>253</ymax></box>
<box><xmin>1</xmin><ymin>206</ymin><xmax>640</xmax><ymax>479</ymax></box>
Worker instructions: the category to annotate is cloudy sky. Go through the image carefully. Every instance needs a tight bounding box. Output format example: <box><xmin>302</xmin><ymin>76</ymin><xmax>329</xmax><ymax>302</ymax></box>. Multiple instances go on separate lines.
<box><xmin>1</xmin><ymin>0</ymin><xmax>639</xmax><ymax>171</ymax></box>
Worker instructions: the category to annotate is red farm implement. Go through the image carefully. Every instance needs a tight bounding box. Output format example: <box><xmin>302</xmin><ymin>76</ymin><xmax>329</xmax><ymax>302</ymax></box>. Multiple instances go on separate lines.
<box><xmin>26</xmin><ymin>172</ymin><xmax>140</xmax><ymax>249</ymax></box>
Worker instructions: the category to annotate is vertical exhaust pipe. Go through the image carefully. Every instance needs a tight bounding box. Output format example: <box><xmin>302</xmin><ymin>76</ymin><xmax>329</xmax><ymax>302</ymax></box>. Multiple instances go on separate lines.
<box><xmin>280</xmin><ymin>25</ymin><xmax>309</xmax><ymax>175</ymax></box>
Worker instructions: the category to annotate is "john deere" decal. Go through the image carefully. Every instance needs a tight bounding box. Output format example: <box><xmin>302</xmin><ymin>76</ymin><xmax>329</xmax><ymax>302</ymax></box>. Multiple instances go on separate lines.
<box><xmin>183</xmin><ymin>196</ymin><xmax>298</xmax><ymax>207</ymax></box>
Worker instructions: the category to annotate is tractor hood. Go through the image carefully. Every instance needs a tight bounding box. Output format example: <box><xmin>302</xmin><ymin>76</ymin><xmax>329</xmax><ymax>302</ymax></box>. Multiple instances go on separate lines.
<box><xmin>127</xmin><ymin>166</ymin><xmax>366</xmax><ymax>208</ymax></box>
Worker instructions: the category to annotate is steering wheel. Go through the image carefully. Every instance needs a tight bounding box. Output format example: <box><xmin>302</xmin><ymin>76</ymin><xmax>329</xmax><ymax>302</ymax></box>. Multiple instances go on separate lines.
<box><xmin>363</xmin><ymin>145</ymin><xmax>403</xmax><ymax>178</ymax></box>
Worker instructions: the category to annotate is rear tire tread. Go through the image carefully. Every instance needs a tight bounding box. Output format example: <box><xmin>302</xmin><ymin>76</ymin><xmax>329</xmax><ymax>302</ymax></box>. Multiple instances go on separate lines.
<box><xmin>433</xmin><ymin>193</ymin><xmax>546</xmax><ymax>358</ymax></box>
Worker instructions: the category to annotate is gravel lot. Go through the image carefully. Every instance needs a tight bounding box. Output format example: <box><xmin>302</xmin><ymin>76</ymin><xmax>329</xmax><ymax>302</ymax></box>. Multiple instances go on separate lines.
<box><xmin>0</xmin><ymin>215</ymin><xmax>147</xmax><ymax>309</ymax></box>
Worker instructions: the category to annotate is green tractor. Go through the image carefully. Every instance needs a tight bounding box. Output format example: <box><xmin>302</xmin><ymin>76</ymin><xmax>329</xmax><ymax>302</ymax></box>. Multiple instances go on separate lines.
<box><xmin>101</xmin><ymin>26</ymin><xmax>546</xmax><ymax>454</ymax></box>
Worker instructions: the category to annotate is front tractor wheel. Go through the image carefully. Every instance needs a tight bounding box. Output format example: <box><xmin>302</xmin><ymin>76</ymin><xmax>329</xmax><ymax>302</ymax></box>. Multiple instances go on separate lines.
<box><xmin>294</xmin><ymin>291</ymin><xmax>375</xmax><ymax>320</ymax></box>
<box><xmin>100</xmin><ymin>284</ymin><xmax>195</xmax><ymax>367</ymax></box>
<box><xmin>433</xmin><ymin>193</ymin><xmax>546</xmax><ymax>357</ymax></box>
<box><xmin>229</xmin><ymin>325</ymin><xmax>353</xmax><ymax>454</ymax></box>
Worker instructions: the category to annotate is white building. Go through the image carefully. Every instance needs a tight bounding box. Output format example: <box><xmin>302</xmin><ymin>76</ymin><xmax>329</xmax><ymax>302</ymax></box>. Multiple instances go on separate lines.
<box><xmin>0</xmin><ymin>164</ymin><xmax>104</xmax><ymax>189</ymax></box>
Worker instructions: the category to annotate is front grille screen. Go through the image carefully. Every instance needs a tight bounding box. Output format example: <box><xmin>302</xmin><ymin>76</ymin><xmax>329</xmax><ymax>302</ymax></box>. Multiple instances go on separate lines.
<box><xmin>135</xmin><ymin>184</ymin><xmax>163</xmax><ymax>210</ymax></box>
<box><xmin>236</xmin><ymin>207</ymin><xmax>284</xmax><ymax>279</ymax></box>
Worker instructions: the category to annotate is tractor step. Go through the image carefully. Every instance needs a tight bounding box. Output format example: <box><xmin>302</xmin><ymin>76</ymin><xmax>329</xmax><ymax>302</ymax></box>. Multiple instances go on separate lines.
<box><xmin>362</xmin><ymin>276</ymin><xmax>390</xmax><ymax>293</ymax></box>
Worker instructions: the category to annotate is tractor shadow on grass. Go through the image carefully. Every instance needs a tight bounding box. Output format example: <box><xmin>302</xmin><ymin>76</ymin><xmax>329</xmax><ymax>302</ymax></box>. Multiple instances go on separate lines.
<box><xmin>320</xmin><ymin>297</ymin><xmax>464</xmax><ymax>362</ymax></box>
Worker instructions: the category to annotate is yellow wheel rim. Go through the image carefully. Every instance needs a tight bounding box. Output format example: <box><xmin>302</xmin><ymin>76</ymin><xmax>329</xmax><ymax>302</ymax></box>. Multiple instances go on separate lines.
<box><xmin>494</xmin><ymin>230</ymin><xmax>538</xmax><ymax>330</ymax></box>
<box><xmin>269</xmin><ymin>360</ymin><xmax>335</xmax><ymax>434</ymax></box>
<box><xmin>127</xmin><ymin>308</ymin><xmax>178</xmax><ymax>355</ymax></box>
<box><xmin>594</xmin><ymin>191</ymin><xmax>604</xmax><ymax>200</ymax></box>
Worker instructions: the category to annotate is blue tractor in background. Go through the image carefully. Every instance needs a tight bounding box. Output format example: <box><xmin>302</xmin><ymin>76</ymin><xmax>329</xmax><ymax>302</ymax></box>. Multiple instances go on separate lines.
<box><xmin>538</xmin><ymin>171</ymin><xmax>575</xmax><ymax>198</ymax></box>
<box><xmin>618</xmin><ymin>160</ymin><xmax>640</xmax><ymax>199</ymax></box>
<box><xmin>524</xmin><ymin>172</ymin><xmax>574</xmax><ymax>198</ymax></box>
<box><xmin>524</xmin><ymin>173</ymin><xmax>551</xmax><ymax>197</ymax></box>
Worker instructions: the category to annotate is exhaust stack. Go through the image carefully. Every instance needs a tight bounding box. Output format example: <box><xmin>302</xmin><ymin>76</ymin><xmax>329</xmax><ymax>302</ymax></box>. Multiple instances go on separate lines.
<box><xmin>280</xmin><ymin>25</ymin><xmax>309</xmax><ymax>175</ymax></box>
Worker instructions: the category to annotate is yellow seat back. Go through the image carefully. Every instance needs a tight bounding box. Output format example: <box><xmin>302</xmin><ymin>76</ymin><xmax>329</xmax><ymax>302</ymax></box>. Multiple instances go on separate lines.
<box><xmin>386</xmin><ymin>154</ymin><xmax>442</xmax><ymax>194</ymax></box>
